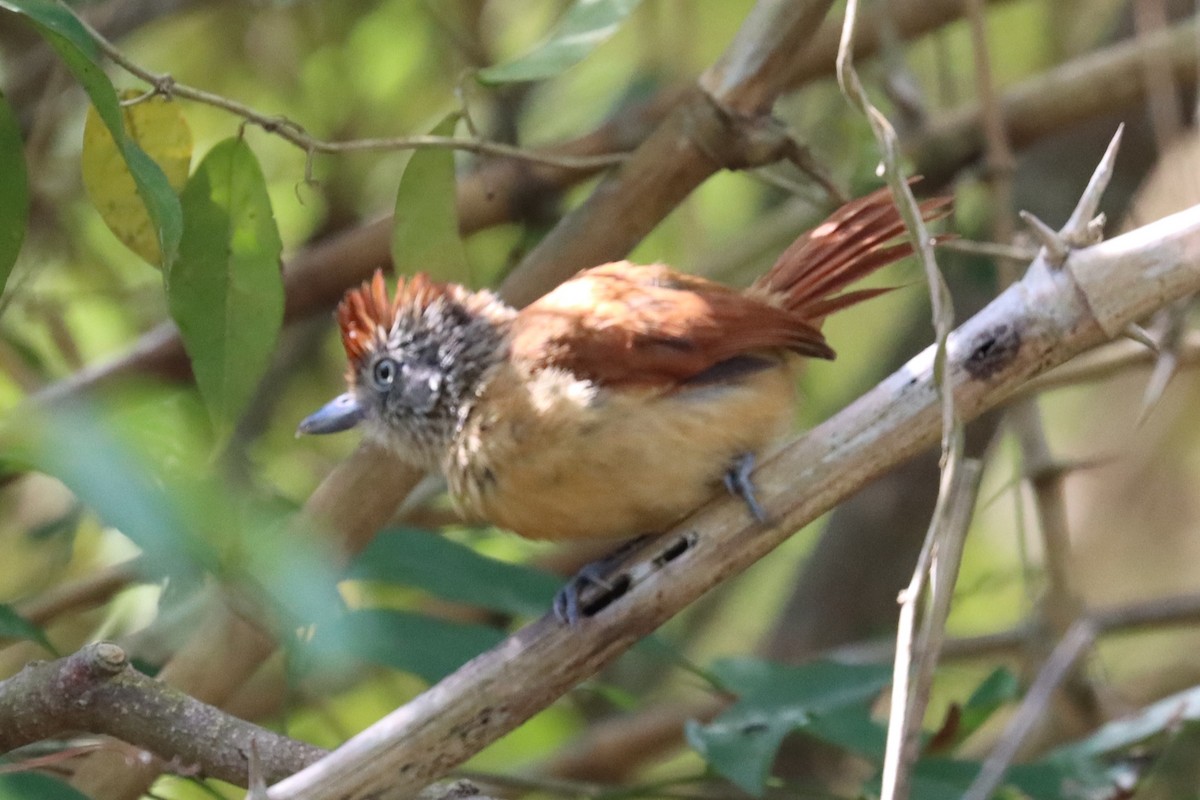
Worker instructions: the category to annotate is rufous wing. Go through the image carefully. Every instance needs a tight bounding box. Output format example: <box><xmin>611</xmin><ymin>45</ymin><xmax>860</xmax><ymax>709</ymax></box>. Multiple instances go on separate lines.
<box><xmin>510</xmin><ymin>262</ymin><xmax>833</xmax><ymax>389</ymax></box>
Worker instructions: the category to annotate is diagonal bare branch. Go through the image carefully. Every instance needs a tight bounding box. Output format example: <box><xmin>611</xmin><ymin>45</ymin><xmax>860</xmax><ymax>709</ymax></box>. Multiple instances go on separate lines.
<box><xmin>267</xmin><ymin>199</ymin><xmax>1200</xmax><ymax>800</ymax></box>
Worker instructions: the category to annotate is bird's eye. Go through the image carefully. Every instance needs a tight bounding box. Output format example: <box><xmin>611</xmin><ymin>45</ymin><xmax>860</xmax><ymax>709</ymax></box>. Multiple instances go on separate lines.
<box><xmin>371</xmin><ymin>357</ymin><xmax>398</xmax><ymax>389</ymax></box>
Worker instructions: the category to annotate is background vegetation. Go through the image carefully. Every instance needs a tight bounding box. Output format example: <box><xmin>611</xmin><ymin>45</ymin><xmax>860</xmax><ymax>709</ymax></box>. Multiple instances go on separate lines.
<box><xmin>2</xmin><ymin>0</ymin><xmax>1200</xmax><ymax>798</ymax></box>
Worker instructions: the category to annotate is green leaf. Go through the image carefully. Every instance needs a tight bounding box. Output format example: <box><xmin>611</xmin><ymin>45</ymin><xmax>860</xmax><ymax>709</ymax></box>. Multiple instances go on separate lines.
<box><xmin>0</xmin><ymin>91</ymin><xmax>28</xmax><ymax>294</ymax></box>
<box><xmin>0</xmin><ymin>0</ymin><xmax>182</xmax><ymax>268</ymax></box>
<box><xmin>686</xmin><ymin>658</ymin><xmax>891</xmax><ymax>795</ymax></box>
<box><xmin>896</xmin><ymin>757</ymin><xmax>1096</xmax><ymax>800</ymax></box>
<box><xmin>15</xmin><ymin>403</ymin><xmax>214</xmax><ymax>581</ymax></box>
<box><xmin>391</xmin><ymin>115</ymin><xmax>469</xmax><ymax>283</ymax></box>
<box><xmin>478</xmin><ymin>0</ymin><xmax>643</xmax><ymax>84</ymax></box>
<box><xmin>0</xmin><ymin>604</ymin><xmax>56</xmax><ymax>655</ymax></box>
<box><xmin>347</xmin><ymin>528</ymin><xmax>560</xmax><ymax>617</ymax></box>
<box><xmin>323</xmin><ymin>608</ymin><xmax>505</xmax><ymax>684</ymax></box>
<box><xmin>1052</xmin><ymin>683</ymin><xmax>1200</xmax><ymax>763</ymax></box>
<box><xmin>0</xmin><ymin>772</ymin><xmax>91</xmax><ymax>800</ymax></box>
<box><xmin>170</xmin><ymin>138</ymin><xmax>284</xmax><ymax>439</ymax></box>
<box><xmin>1126</xmin><ymin>720</ymin><xmax>1200</xmax><ymax>800</ymax></box>
<box><xmin>957</xmin><ymin>666</ymin><xmax>1019</xmax><ymax>741</ymax></box>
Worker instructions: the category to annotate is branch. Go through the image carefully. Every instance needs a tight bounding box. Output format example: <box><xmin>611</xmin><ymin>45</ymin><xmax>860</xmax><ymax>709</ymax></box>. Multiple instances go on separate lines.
<box><xmin>962</xmin><ymin>621</ymin><xmax>1098</xmax><ymax>800</ymax></box>
<box><xmin>32</xmin><ymin>86</ymin><xmax>683</xmax><ymax>405</ymax></box>
<box><xmin>66</xmin><ymin>3</ymin><xmax>850</xmax><ymax>795</ymax></box>
<box><xmin>907</xmin><ymin>17</ymin><xmax>1200</xmax><ymax>182</ymax></box>
<box><xmin>0</xmin><ymin>643</ymin><xmax>324</xmax><ymax>786</ymax></box>
<box><xmin>495</xmin><ymin>0</ymin><xmax>838</xmax><ymax>308</ymax></box>
<box><xmin>266</xmin><ymin>201</ymin><xmax>1200</xmax><ymax>798</ymax></box>
<box><xmin>13</xmin><ymin>558</ymin><xmax>141</xmax><ymax>628</ymax></box>
<box><xmin>25</xmin><ymin>0</ymin><xmax>1050</xmax><ymax>404</ymax></box>
<box><xmin>1019</xmin><ymin>331</ymin><xmax>1200</xmax><ymax>394</ymax></box>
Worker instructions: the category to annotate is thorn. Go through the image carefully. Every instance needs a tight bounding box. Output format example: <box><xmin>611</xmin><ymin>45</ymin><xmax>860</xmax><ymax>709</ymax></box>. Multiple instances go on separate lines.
<box><xmin>1122</xmin><ymin>323</ymin><xmax>1159</xmax><ymax>351</ymax></box>
<box><xmin>1019</xmin><ymin>210</ymin><xmax>1070</xmax><ymax>266</ymax></box>
<box><xmin>1063</xmin><ymin>124</ymin><xmax>1123</xmax><ymax>244</ymax></box>
<box><xmin>1025</xmin><ymin>453</ymin><xmax>1114</xmax><ymax>483</ymax></box>
<box><xmin>1137</xmin><ymin>352</ymin><xmax>1180</xmax><ymax>427</ymax></box>
<box><xmin>1084</xmin><ymin>214</ymin><xmax>1107</xmax><ymax>245</ymax></box>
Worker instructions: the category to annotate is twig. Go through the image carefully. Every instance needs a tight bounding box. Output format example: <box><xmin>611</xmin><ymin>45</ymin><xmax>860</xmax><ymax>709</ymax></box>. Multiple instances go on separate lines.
<box><xmin>0</xmin><ymin>642</ymin><xmax>325</xmax><ymax>786</ymax></box>
<box><xmin>835</xmin><ymin>589</ymin><xmax>1200</xmax><ymax>664</ymax></box>
<box><xmin>1017</xmin><ymin>331</ymin><xmax>1200</xmax><ymax>395</ymax></box>
<box><xmin>939</xmin><ymin>238</ymin><xmax>1038</xmax><ymax>262</ymax></box>
<box><xmin>907</xmin><ymin>18</ymin><xmax>1200</xmax><ymax>183</ymax></box>
<box><xmin>837</xmin><ymin>7</ymin><xmax>965</xmax><ymax>797</ymax></box>
<box><xmin>1133</xmin><ymin>0</ymin><xmax>1184</xmax><ymax>151</ymax></box>
<box><xmin>879</xmin><ymin>459</ymin><xmax>983</xmax><ymax>800</ymax></box>
<box><xmin>70</xmin><ymin>11</ymin><xmax>627</xmax><ymax>173</ymax></box>
<box><xmin>961</xmin><ymin>620</ymin><xmax>1098</xmax><ymax>800</ymax></box>
<box><xmin>13</xmin><ymin>558</ymin><xmax>142</xmax><ymax>626</ymax></box>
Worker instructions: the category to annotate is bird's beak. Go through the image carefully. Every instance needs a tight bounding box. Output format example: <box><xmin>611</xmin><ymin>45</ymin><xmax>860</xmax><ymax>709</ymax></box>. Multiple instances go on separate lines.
<box><xmin>297</xmin><ymin>393</ymin><xmax>364</xmax><ymax>436</ymax></box>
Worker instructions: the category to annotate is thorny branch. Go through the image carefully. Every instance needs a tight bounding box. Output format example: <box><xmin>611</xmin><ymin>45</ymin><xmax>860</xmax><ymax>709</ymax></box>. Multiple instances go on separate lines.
<box><xmin>966</xmin><ymin>0</ymin><xmax>1101</xmax><ymax>736</ymax></box>
<box><xmin>266</xmin><ymin>184</ymin><xmax>1200</xmax><ymax>800</ymax></box>
<box><xmin>7</xmin><ymin>3</ymin><xmax>1200</xmax><ymax>796</ymax></box>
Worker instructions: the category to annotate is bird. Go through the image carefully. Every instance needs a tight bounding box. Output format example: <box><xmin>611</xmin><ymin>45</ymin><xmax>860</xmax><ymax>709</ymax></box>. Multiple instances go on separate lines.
<box><xmin>299</xmin><ymin>185</ymin><xmax>950</xmax><ymax>622</ymax></box>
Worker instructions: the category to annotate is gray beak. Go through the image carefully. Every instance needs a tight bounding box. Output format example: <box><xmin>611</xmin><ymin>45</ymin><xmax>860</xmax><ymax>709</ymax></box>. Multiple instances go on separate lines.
<box><xmin>297</xmin><ymin>393</ymin><xmax>364</xmax><ymax>435</ymax></box>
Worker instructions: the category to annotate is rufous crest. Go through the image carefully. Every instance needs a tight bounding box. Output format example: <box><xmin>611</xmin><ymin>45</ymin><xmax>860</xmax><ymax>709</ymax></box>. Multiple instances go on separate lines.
<box><xmin>336</xmin><ymin>271</ymin><xmax>450</xmax><ymax>368</ymax></box>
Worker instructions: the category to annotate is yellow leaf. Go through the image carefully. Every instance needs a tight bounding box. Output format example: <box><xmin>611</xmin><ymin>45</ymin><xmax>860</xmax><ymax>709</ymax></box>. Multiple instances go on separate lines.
<box><xmin>82</xmin><ymin>90</ymin><xmax>192</xmax><ymax>267</ymax></box>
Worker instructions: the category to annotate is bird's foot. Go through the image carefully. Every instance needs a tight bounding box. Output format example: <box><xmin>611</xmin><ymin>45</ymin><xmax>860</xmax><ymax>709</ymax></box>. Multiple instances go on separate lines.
<box><xmin>552</xmin><ymin>535</ymin><xmax>650</xmax><ymax>625</ymax></box>
<box><xmin>553</xmin><ymin>564</ymin><xmax>630</xmax><ymax>626</ymax></box>
<box><xmin>724</xmin><ymin>452</ymin><xmax>768</xmax><ymax>523</ymax></box>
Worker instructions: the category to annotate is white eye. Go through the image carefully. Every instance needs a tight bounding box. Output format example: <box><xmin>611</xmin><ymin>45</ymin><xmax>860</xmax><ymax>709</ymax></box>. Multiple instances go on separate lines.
<box><xmin>370</xmin><ymin>357</ymin><xmax>399</xmax><ymax>390</ymax></box>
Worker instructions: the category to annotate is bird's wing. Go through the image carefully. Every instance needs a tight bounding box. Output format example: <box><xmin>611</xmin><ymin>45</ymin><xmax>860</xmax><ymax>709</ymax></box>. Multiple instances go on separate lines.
<box><xmin>510</xmin><ymin>262</ymin><xmax>833</xmax><ymax>389</ymax></box>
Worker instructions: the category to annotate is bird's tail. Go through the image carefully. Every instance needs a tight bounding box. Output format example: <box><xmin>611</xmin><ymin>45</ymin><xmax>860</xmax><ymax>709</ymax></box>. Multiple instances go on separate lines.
<box><xmin>751</xmin><ymin>184</ymin><xmax>952</xmax><ymax>322</ymax></box>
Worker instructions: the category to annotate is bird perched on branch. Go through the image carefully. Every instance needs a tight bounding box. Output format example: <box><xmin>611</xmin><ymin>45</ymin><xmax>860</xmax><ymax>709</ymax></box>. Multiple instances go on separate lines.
<box><xmin>300</xmin><ymin>186</ymin><xmax>950</xmax><ymax>621</ymax></box>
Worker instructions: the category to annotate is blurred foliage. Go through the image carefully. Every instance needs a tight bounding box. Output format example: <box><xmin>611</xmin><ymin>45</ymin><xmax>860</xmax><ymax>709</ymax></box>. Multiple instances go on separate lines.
<box><xmin>0</xmin><ymin>0</ymin><xmax>1198</xmax><ymax>799</ymax></box>
<box><xmin>0</xmin><ymin>91</ymin><xmax>27</xmax><ymax>292</ymax></box>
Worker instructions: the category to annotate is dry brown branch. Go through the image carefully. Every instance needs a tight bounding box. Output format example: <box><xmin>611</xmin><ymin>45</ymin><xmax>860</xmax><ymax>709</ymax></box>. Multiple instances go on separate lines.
<box><xmin>907</xmin><ymin>17</ymin><xmax>1200</xmax><ymax>183</ymax></box>
<box><xmin>0</xmin><ymin>642</ymin><xmax>324</xmax><ymax>786</ymax></box>
<box><xmin>265</xmin><ymin>196</ymin><xmax>1200</xmax><ymax>799</ymax></box>
<box><xmin>68</xmin><ymin>591</ymin><xmax>277</xmax><ymax>795</ymax></box>
<box><xmin>13</xmin><ymin>559</ymin><xmax>141</xmax><ymax>628</ymax></box>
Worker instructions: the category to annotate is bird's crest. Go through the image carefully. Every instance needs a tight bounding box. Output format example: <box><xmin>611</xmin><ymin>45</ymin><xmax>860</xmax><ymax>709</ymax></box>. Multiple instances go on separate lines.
<box><xmin>336</xmin><ymin>271</ymin><xmax>450</xmax><ymax>367</ymax></box>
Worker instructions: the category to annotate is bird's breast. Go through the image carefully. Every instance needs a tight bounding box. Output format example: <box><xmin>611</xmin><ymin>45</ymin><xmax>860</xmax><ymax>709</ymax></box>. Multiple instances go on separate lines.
<box><xmin>444</xmin><ymin>360</ymin><xmax>797</xmax><ymax>541</ymax></box>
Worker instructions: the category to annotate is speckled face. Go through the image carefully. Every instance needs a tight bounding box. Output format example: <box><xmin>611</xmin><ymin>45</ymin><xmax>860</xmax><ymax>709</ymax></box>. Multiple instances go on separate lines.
<box><xmin>352</xmin><ymin>293</ymin><xmax>510</xmax><ymax>466</ymax></box>
<box><xmin>297</xmin><ymin>272</ymin><xmax>516</xmax><ymax>468</ymax></box>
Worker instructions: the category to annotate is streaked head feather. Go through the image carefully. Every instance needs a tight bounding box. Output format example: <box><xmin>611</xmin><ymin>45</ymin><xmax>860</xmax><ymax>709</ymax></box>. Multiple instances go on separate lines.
<box><xmin>336</xmin><ymin>271</ymin><xmax>455</xmax><ymax>368</ymax></box>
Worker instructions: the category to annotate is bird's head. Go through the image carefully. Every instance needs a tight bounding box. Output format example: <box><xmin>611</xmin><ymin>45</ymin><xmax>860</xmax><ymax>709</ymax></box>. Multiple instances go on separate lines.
<box><xmin>298</xmin><ymin>270</ymin><xmax>513</xmax><ymax>466</ymax></box>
